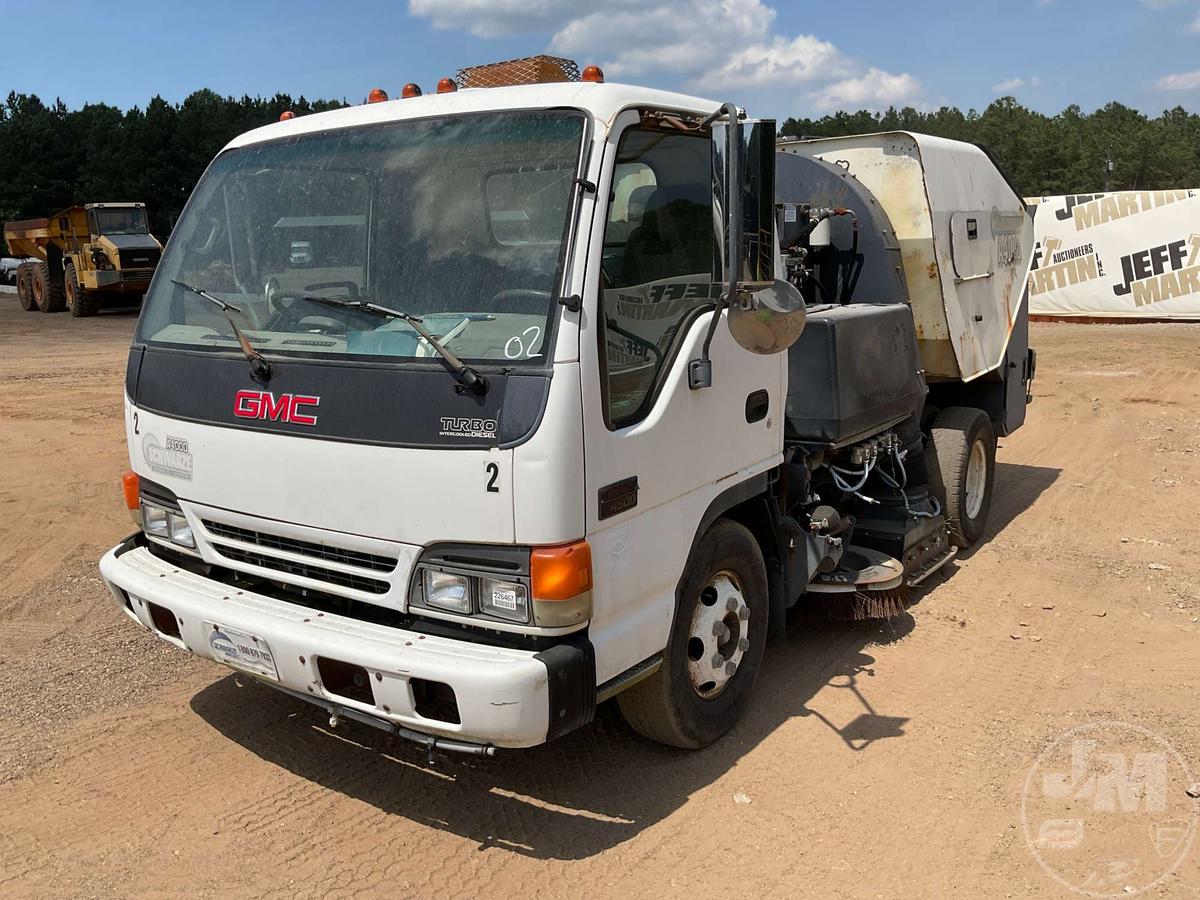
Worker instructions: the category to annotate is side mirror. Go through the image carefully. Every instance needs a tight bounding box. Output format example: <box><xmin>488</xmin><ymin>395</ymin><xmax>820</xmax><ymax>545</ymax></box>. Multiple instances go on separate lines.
<box><xmin>728</xmin><ymin>278</ymin><xmax>806</xmax><ymax>355</ymax></box>
<box><xmin>708</xmin><ymin>112</ymin><xmax>805</xmax><ymax>359</ymax></box>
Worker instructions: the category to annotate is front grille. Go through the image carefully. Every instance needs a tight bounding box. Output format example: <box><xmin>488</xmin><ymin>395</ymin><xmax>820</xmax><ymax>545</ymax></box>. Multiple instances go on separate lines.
<box><xmin>118</xmin><ymin>247</ymin><xmax>161</xmax><ymax>269</ymax></box>
<box><xmin>210</xmin><ymin>543</ymin><xmax>391</xmax><ymax>595</ymax></box>
<box><xmin>203</xmin><ymin>520</ymin><xmax>398</xmax><ymax>573</ymax></box>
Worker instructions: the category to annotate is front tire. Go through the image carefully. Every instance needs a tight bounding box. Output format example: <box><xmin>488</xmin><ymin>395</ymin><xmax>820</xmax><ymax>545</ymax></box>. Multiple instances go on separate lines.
<box><xmin>618</xmin><ymin>518</ymin><xmax>769</xmax><ymax>749</ymax></box>
<box><xmin>64</xmin><ymin>263</ymin><xmax>97</xmax><ymax>317</ymax></box>
<box><xmin>930</xmin><ymin>407</ymin><xmax>996</xmax><ymax>548</ymax></box>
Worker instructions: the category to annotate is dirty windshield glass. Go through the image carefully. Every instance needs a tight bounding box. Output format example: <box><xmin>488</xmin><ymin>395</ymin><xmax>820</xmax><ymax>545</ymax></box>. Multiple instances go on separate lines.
<box><xmin>138</xmin><ymin>111</ymin><xmax>585</xmax><ymax>364</ymax></box>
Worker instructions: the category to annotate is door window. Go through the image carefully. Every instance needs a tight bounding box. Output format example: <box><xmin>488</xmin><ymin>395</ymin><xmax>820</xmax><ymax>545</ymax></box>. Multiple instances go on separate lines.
<box><xmin>599</xmin><ymin>128</ymin><xmax>716</xmax><ymax>426</ymax></box>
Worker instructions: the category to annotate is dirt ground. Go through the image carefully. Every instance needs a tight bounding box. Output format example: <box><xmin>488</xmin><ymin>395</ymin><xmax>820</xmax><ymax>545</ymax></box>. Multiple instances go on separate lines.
<box><xmin>0</xmin><ymin>298</ymin><xmax>1197</xmax><ymax>899</ymax></box>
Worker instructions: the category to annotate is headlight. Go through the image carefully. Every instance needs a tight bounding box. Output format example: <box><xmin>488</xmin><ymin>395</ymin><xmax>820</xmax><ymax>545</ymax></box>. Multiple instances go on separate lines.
<box><xmin>411</xmin><ymin>542</ymin><xmax>590</xmax><ymax>629</ymax></box>
<box><xmin>422</xmin><ymin>569</ymin><xmax>471</xmax><ymax>614</ymax></box>
<box><xmin>141</xmin><ymin>500</ymin><xmax>196</xmax><ymax>551</ymax></box>
<box><xmin>167</xmin><ymin>511</ymin><xmax>195</xmax><ymax>548</ymax></box>
<box><xmin>142</xmin><ymin>501</ymin><xmax>169</xmax><ymax>537</ymax></box>
<box><xmin>479</xmin><ymin>577</ymin><xmax>530</xmax><ymax>623</ymax></box>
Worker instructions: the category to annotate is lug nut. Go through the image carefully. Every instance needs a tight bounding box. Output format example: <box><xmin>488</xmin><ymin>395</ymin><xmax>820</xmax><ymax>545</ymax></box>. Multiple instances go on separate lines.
<box><xmin>713</xmin><ymin>621</ymin><xmax>730</xmax><ymax>640</ymax></box>
<box><xmin>725</xmin><ymin>661</ymin><xmax>737</xmax><ymax>676</ymax></box>
<box><xmin>738</xmin><ymin>606</ymin><xmax>750</xmax><ymax>621</ymax></box>
<box><xmin>711</xmin><ymin>653</ymin><xmax>724</xmax><ymax>669</ymax></box>
<box><xmin>739</xmin><ymin>637</ymin><xmax>750</xmax><ymax>652</ymax></box>
<box><xmin>726</xmin><ymin>597</ymin><xmax>739</xmax><ymax>612</ymax></box>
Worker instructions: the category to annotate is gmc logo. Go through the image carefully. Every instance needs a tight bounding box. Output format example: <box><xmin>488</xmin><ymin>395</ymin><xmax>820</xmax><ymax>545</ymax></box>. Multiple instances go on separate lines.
<box><xmin>234</xmin><ymin>390</ymin><xmax>320</xmax><ymax>426</ymax></box>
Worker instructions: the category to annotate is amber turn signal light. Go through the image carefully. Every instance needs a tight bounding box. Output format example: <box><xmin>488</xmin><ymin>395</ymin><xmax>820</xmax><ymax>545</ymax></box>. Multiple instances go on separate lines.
<box><xmin>122</xmin><ymin>471</ymin><xmax>140</xmax><ymax>510</ymax></box>
<box><xmin>531</xmin><ymin>541</ymin><xmax>592</xmax><ymax>601</ymax></box>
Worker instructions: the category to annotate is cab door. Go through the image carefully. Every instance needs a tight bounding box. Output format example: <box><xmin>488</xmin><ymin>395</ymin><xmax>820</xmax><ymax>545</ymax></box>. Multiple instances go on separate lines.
<box><xmin>580</xmin><ymin>112</ymin><xmax>785</xmax><ymax>684</ymax></box>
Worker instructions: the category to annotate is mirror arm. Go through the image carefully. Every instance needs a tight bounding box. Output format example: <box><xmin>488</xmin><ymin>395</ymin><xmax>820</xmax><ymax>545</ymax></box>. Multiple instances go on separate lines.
<box><xmin>689</xmin><ymin>102</ymin><xmax>741</xmax><ymax>391</ymax></box>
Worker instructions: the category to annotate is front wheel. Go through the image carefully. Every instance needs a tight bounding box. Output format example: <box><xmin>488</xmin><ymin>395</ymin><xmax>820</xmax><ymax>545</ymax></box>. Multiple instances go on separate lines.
<box><xmin>618</xmin><ymin>518</ymin><xmax>769</xmax><ymax>749</ymax></box>
<box><xmin>65</xmin><ymin>263</ymin><xmax>97</xmax><ymax>317</ymax></box>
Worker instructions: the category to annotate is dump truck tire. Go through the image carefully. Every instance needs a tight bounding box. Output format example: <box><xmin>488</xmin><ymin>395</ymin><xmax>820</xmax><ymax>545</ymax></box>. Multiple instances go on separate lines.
<box><xmin>32</xmin><ymin>262</ymin><xmax>66</xmax><ymax>313</ymax></box>
<box><xmin>929</xmin><ymin>407</ymin><xmax>995</xmax><ymax>548</ymax></box>
<box><xmin>617</xmin><ymin>519</ymin><xmax>768</xmax><ymax>749</ymax></box>
<box><xmin>16</xmin><ymin>264</ymin><xmax>37</xmax><ymax>311</ymax></box>
<box><xmin>64</xmin><ymin>263</ymin><xmax>97</xmax><ymax>317</ymax></box>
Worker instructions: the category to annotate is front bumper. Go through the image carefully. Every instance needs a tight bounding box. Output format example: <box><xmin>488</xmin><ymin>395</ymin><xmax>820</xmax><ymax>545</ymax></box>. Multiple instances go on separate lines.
<box><xmin>99</xmin><ymin>536</ymin><xmax>592</xmax><ymax>748</ymax></box>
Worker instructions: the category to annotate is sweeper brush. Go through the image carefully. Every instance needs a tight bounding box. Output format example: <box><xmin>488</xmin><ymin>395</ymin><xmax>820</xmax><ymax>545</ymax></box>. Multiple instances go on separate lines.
<box><xmin>804</xmin><ymin>583</ymin><xmax>911</xmax><ymax>621</ymax></box>
<box><xmin>804</xmin><ymin>546</ymin><xmax>911</xmax><ymax>621</ymax></box>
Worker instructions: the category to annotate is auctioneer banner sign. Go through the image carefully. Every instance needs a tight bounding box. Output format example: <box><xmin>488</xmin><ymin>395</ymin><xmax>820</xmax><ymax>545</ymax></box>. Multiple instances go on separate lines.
<box><xmin>1026</xmin><ymin>191</ymin><xmax>1200</xmax><ymax>319</ymax></box>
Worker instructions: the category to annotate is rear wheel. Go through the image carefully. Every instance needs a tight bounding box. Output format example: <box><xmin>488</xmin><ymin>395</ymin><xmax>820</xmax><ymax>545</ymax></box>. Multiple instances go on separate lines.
<box><xmin>64</xmin><ymin>262</ymin><xmax>97</xmax><ymax>317</ymax></box>
<box><xmin>617</xmin><ymin>519</ymin><xmax>768</xmax><ymax>748</ymax></box>
<box><xmin>930</xmin><ymin>407</ymin><xmax>996</xmax><ymax>548</ymax></box>
<box><xmin>16</xmin><ymin>264</ymin><xmax>36</xmax><ymax>311</ymax></box>
<box><xmin>31</xmin><ymin>262</ymin><xmax>65</xmax><ymax>313</ymax></box>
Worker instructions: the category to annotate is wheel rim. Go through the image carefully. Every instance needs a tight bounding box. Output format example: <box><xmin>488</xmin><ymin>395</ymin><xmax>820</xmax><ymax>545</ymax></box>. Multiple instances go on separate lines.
<box><xmin>65</xmin><ymin>277</ymin><xmax>75</xmax><ymax>309</ymax></box>
<box><xmin>686</xmin><ymin>571</ymin><xmax>749</xmax><ymax>699</ymax></box>
<box><xmin>964</xmin><ymin>438</ymin><xmax>987</xmax><ymax>520</ymax></box>
<box><xmin>32</xmin><ymin>279</ymin><xmax>43</xmax><ymax>305</ymax></box>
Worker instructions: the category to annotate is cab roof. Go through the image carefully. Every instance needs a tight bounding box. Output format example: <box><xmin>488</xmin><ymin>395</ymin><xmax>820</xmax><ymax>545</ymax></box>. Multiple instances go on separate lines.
<box><xmin>224</xmin><ymin>82</ymin><xmax>725</xmax><ymax>152</ymax></box>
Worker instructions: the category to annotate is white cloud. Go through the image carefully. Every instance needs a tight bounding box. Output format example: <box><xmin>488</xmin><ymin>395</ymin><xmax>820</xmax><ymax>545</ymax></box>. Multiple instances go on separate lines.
<box><xmin>408</xmin><ymin>0</ymin><xmax>924</xmax><ymax>111</ymax></box>
<box><xmin>1156</xmin><ymin>69</ymin><xmax>1200</xmax><ymax>90</ymax></box>
<box><xmin>992</xmin><ymin>77</ymin><xmax>1026</xmax><ymax>93</ymax></box>
<box><xmin>1190</xmin><ymin>9</ymin><xmax>1200</xmax><ymax>30</ymax></box>
<box><xmin>407</xmin><ymin>0</ymin><xmax>626</xmax><ymax>38</ymax></box>
<box><xmin>991</xmin><ymin>75</ymin><xmax>1040</xmax><ymax>93</ymax></box>
<box><xmin>808</xmin><ymin>68</ymin><xmax>923</xmax><ymax>111</ymax></box>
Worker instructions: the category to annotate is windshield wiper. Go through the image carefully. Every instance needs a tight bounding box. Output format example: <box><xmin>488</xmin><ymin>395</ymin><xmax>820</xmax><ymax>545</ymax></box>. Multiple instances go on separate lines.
<box><xmin>296</xmin><ymin>295</ymin><xmax>489</xmax><ymax>396</ymax></box>
<box><xmin>171</xmin><ymin>279</ymin><xmax>271</xmax><ymax>382</ymax></box>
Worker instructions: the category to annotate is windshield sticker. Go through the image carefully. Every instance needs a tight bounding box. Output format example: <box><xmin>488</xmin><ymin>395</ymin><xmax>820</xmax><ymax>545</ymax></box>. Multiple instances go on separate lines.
<box><xmin>143</xmin><ymin>434</ymin><xmax>194</xmax><ymax>480</ymax></box>
<box><xmin>439</xmin><ymin>417</ymin><xmax>498</xmax><ymax>440</ymax></box>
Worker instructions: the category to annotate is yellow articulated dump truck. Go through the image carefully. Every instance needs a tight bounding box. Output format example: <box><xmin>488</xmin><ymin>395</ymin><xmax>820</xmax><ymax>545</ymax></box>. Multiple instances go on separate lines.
<box><xmin>4</xmin><ymin>203</ymin><xmax>163</xmax><ymax>317</ymax></box>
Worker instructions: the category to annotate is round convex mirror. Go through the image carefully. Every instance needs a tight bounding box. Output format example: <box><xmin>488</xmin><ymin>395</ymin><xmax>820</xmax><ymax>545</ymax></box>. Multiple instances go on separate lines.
<box><xmin>727</xmin><ymin>279</ymin><xmax>807</xmax><ymax>354</ymax></box>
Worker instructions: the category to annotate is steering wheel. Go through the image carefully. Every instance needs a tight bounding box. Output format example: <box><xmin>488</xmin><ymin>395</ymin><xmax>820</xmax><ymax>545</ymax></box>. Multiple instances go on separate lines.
<box><xmin>265</xmin><ymin>290</ymin><xmax>351</xmax><ymax>334</ymax></box>
<box><xmin>489</xmin><ymin>289</ymin><xmax>552</xmax><ymax>314</ymax></box>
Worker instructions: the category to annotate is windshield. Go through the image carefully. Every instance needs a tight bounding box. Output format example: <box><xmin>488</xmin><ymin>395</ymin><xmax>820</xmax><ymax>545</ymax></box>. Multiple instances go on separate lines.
<box><xmin>137</xmin><ymin>111</ymin><xmax>585</xmax><ymax>365</ymax></box>
<box><xmin>95</xmin><ymin>207</ymin><xmax>148</xmax><ymax>235</ymax></box>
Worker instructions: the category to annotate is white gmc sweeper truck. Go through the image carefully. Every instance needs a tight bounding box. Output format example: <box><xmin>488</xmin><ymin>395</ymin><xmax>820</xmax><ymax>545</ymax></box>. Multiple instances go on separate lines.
<box><xmin>100</xmin><ymin>57</ymin><xmax>1035</xmax><ymax>755</ymax></box>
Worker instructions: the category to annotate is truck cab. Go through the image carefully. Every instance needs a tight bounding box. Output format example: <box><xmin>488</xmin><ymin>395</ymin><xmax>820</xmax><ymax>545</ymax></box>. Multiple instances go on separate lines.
<box><xmin>74</xmin><ymin>202</ymin><xmax>163</xmax><ymax>304</ymax></box>
<box><xmin>100</xmin><ymin>63</ymin><xmax>1033</xmax><ymax>754</ymax></box>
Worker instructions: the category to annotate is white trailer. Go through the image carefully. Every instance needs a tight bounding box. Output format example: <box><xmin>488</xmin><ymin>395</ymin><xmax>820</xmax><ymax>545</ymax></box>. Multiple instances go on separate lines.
<box><xmin>99</xmin><ymin>60</ymin><xmax>1035</xmax><ymax>754</ymax></box>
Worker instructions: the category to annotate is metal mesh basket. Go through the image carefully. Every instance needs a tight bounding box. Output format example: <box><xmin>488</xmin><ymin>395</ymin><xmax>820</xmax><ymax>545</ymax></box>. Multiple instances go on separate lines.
<box><xmin>456</xmin><ymin>56</ymin><xmax>581</xmax><ymax>89</ymax></box>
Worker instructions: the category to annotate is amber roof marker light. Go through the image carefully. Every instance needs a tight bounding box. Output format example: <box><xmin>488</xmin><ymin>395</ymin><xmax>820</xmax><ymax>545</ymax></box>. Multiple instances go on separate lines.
<box><xmin>278</xmin><ymin>110</ymin><xmax>295</xmax><ymax>121</ymax></box>
<box><xmin>581</xmin><ymin>65</ymin><xmax>604</xmax><ymax>83</ymax></box>
<box><xmin>401</xmin><ymin>83</ymin><xmax>422</xmax><ymax>98</ymax></box>
<box><xmin>437</xmin><ymin>77</ymin><xmax>457</xmax><ymax>94</ymax></box>
<box><xmin>367</xmin><ymin>87</ymin><xmax>389</xmax><ymax>103</ymax></box>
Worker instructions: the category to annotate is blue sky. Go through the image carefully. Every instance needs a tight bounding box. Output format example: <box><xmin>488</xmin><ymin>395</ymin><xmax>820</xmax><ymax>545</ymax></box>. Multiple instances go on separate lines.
<box><xmin>2</xmin><ymin>0</ymin><xmax>1199</xmax><ymax>119</ymax></box>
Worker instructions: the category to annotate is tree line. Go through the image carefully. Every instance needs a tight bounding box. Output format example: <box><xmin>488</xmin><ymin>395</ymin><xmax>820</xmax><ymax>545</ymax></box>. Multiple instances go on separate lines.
<box><xmin>2</xmin><ymin>89</ymin><xmax>1198</xmax><ymax>250</ymax></box>
<box><xmin>781</xmin><ymin>98</ymin><xmax>1200</xmax><ymax>198</ymax></box>
<box><xmin>0</xmin><ymin>90</ymin><xmax>347</xmax><ymax>240</ymax></box>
